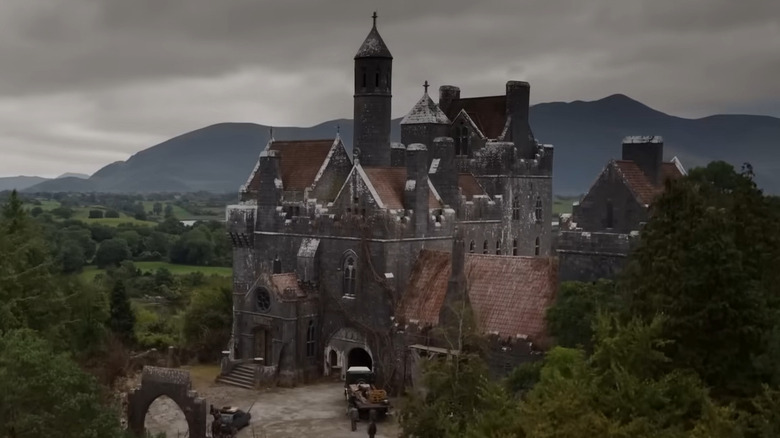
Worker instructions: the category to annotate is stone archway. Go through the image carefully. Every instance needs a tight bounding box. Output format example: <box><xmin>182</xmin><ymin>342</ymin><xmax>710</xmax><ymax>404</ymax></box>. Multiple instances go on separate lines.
<box><xmin>127</xmin><ymin>366</ymin><xmax>208</xmax><ymax>438</ymax></box>
<box><xmin>348</xmin><ymin>347</ymin><xmax>373</xmax><ymax>370</ymax></box>
<box><xmin>325</xmin><ymin>327</ymin><xmax>373</xmax><ymax>380</ymax></box>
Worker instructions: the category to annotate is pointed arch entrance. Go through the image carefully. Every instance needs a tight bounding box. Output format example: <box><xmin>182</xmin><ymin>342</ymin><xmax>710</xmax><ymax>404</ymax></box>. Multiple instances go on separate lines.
<box><xmin>348</xmin><ymin>347</ymin><xmax>373</xmax><ymax>369</ymax></box>
<box><xmin>325</xmin><ymin>327</ymin><xmax>373</xmax><ymax>380</ymax></box>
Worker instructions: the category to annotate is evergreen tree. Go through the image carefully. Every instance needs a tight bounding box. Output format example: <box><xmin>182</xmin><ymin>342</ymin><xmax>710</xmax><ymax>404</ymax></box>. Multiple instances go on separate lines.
<box><xmin>109</xmin><ymin>280</ymin><xmax>135</xmax><ymax>344</ymax></box>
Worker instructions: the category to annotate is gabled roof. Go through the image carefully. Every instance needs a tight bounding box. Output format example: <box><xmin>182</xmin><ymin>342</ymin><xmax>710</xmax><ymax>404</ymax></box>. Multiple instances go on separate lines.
<box><xmin>362</xmin><ymin>167</ymin><xmax>442</xmax><ymax>210</ymax></box>
<box><xmin>268</xmin><ymin>139</ymin><xmax>334</xmax><ymax>191</ymax></box>
<box><xmin>614</xmin><ymin>160</ymin><xmax>685</xmax><ymax>205</ymax></box>
<box><xmin>270</xmin><ymin>273</ymin><xmax>307</xmax><ymax>302</ymax></box>
<box><xmin>458</xmin><ymin>173</ymin><xmax>487</xmax><ymax>200</ymax></box>
<box><xmin>355</xmin><ymin>24</ymin><xmax>392</xmax><ymax>59</ymax></box>
<box><xmin>401</xmin><ymin>92</ymin><xmax>450</xmax><ymax>125</ymax></box>
<box><xmin>445</xmin><ymin>95</ymin><xmax>507</xmax><ymax>139</ymax></box>
<box><xmin>397</xmin><ymin>250</ymin><xmax>558</xmax><ymax>343</ymax></box>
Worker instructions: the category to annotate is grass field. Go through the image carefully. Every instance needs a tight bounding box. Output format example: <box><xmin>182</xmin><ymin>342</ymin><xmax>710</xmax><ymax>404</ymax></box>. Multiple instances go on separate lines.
<box><xmin>71</xmin><ymin>206</ymin><xmax>158</xmax><ymax>226</ymax></box>
<box><xmin>80</xmin><ymin>261</ymin><xmax>232</xmax><ymax>281</ymax></box>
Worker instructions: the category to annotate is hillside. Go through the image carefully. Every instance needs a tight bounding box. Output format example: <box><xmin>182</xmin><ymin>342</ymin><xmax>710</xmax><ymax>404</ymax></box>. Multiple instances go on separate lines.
<box><xmin>0</xmin><ymin>176</ymin><xmax>49</xmax><ymax>191</ymax></box>
<box><xmin>22</xmin><ymin>95</ymin><xmax>780</xmax><ymax>195</ymax></box>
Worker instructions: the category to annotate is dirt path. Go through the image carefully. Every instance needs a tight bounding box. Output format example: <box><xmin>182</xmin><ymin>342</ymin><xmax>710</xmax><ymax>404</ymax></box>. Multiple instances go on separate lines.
<box><xmin>144</xmin><ymin>375</ymin><xmax>401</xmax><ymax>438</ymax></box>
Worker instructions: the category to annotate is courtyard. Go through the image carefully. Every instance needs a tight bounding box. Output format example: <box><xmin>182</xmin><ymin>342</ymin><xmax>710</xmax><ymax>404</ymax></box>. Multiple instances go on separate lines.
<box><xmin>143</xmin><ymin>367</ymin><xmax>401</xmax><ymax>438</ymax></box>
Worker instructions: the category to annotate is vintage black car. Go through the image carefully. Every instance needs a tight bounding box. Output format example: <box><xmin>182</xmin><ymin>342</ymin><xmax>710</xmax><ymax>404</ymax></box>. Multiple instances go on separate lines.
<box><xmin>219</xmin><ymin>406</ymin><xmax>252</xmax><ymax>430</ymax></box>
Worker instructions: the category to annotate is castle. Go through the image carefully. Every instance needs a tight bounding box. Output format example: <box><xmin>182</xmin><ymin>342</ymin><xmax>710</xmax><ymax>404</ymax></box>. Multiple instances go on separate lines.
<box><xmin>223</xmin><ymin>13</ymin><xmax>558</xmax><ymax>388</ymax></box>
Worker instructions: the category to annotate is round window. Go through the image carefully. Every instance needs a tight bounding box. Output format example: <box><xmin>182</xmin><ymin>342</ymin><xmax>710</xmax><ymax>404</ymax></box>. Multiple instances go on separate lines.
<box><xmin>256</xmin><ymin>288</ymin><xmax>271</xmax><ymax>312</ymax></box>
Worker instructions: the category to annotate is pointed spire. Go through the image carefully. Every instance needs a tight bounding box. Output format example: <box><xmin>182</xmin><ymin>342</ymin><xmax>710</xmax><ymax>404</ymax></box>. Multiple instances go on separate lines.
<box><xmin>355</xmin><ymin>12</ymin><xmax>392</xmax><ymax>59</ymax></box>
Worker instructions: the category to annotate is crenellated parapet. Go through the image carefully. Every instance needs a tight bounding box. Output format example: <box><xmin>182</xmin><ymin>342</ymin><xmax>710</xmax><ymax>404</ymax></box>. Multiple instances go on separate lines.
<box><xmin>226</xmin><ymin>204</ymin><xmax>257</xmax><ymax>247</ymax></box>
<box><xmin>460</xmin><ymin>194</ymin><xmax>504</xmax><ymax>221</ymax></box>
<box><xmin>556</xmin><ymin>230</ymin><xmax>640</xmax><ymax>256</ymax></box>
<box><xmin>456</xmin><ymin>141</ymin><xmax>553</xmax><ymax>177</ymax></box>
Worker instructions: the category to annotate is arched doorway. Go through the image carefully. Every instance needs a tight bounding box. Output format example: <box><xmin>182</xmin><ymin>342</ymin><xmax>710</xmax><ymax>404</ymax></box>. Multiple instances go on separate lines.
<box><xmin>329</xmin><ymin>350</ymin><xmax>338</xmax><ymax>370</ymax></box>
<box><xmin>348</xmin><ymin>347</ymin><xmax>373</xmax><ymax>370</ymax></box>
<box><xmin>144</xmin><ymin>395</ymin><xmax>189</xmax><ymax>437</ymax></box>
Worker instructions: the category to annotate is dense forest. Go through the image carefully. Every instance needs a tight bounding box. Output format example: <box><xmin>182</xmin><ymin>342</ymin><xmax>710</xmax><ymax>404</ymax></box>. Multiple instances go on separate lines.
<box><xmin>0</xmin><ymin>191</ymin><xmax>234</xmax><ymax>436</ymax></box>
<box><xmin>399</xmin><ymin>162</ymin><xmax>780</xmax><ymax>437</ymax></box>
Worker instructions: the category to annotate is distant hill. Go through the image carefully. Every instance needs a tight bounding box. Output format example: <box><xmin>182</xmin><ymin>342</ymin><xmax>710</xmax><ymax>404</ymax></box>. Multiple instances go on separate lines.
<box><xmin>0</xmin><ymin>176</ymin><xmax>49</xmax><ymax>192</ymax></box>
<box><xmin>22</xmin><ymin>95</ymin><xmax>780</xmax><ymax>195</ymax></box>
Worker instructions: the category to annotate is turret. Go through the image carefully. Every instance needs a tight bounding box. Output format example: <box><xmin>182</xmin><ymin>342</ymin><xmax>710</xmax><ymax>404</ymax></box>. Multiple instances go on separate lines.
<box><xmin>353</xmin><ymin>12</ymin><xmax>393</xmax><ymax>167</ymax></box>
<box><xmin>401</xmin><ymin>81</ymin><xmax>451</xmax><ymax>164</ymax></box>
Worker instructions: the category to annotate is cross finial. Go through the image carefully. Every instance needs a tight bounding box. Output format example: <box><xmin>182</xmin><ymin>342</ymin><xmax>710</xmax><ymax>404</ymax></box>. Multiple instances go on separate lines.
<box><xmin>372</xmin><ymin>11</ymin><xmax>377</xmax><ymax>27</ymax></box>
<box><xmin>423</xmin><ymin>80</ymin><xmax>429</xmax><ymax>93</ymax></box>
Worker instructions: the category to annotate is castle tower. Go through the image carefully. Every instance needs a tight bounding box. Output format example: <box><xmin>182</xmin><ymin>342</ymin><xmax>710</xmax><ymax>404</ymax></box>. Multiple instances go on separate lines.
<box><xmin>353</xmin><ymin>12</ymin><xmax>393</xmax><ymax>167</ymax></box>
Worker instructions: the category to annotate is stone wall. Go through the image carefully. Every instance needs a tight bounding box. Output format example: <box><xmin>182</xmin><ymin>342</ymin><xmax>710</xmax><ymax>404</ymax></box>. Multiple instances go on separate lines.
<box><xmin>556</xmin><ymin>230</ymin><xmax>640</xmax><ymax>283</ymax></box>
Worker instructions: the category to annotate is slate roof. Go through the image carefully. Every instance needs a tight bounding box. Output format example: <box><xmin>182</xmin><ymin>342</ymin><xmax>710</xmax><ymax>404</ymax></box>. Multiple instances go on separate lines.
<box><xmin>445</xmin><ymin>95</ymin><xmax>507</xmax><ymax>139</ymax></box>
<box><xmin>362</xmin><ymin>167</ymin><xmax>441</xmax><ymax>210</ymax></box>
<box><xmin>458</xmin><ymin>173</ymin><xmax>487</xmax><ymax>200</ymax></box>
<box><xmin>398</xmin><ymin>250</ymin><xmax>558</xmax><ymax>343</ymax></box>
<box><xmin>614</xmin><ymin>160</ymin><xmax>685</xmax><ymax>205</ymax></box>
<box><xmin>401</xmin><ymin>92</ymin><xmax>451</xmax><ymax>125</ymax></box>
<box><xmin>355</xmin><ymin>25</ymin><xmax>392</xmax><ymax>59</ymax></box>
<box><xmin>267</xmin><ymin>139</ymin><xmax>334</xmax><ymax>191</ymax></box>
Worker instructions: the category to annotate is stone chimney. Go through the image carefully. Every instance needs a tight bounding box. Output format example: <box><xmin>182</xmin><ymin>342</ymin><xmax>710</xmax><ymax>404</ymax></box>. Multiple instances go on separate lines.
<box><xmin>506</xmin><ymin>81</ymin><xmax>534</xmax><ymax>158</ymax></box>
<box><xmin>390</xmin><ymin>142</ymin><xmax>406</xmax><ymax>167</ymax></box>
<box><xmin>621</xmin><ymin>136</ymin><xmax>664</xmax><ymax>186</ymax></box>
<box><xmin>438</xmin><ymin>85</ymin><xmax>460</xmax><ymax>116</ymax></box>
<box><xmin>404</xmin><ymin>143</ymin><xmax>430</xmax><ymax>237</ymax></box>
<box><xmin>255</xmin><ymin>149</ymin><xmax>283</xmax><ymax>229</ymax></box>
<box><xmin>430</xmin><ymin>137</ymin><xmax>459</xmax><ymax>209</ymax></box>
<box><xmin>439</xmin><ymin>228</ymin><xmax>468</xmax><ymax>331</ymax></box>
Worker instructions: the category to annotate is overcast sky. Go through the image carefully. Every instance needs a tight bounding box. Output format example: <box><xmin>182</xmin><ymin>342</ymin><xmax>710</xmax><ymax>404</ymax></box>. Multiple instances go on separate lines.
<box><xmin>1</xmin><ymin>0</ymin><xmax>779</xmax><ymax>177</ymax></box>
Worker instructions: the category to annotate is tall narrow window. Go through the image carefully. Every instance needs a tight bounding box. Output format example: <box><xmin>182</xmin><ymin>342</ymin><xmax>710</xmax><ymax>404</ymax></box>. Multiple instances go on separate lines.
<box><xmin>306</xmin><ymin>320</ymin><xmax>316</xmax><ymax>357</ymax></box>
<box><xmin>534</xmin><ymin>196</ymin><xmax>543</xmax><ymax>223</ymax></box>
<box><xmin>512</xmin><ymin>196</ymin><xmax>520</xmax><ymax>220</ymax></box>
<box><xmin>375</xmin><ymin>71</ymin><xmax>380</xmax><ymax>88</ymax></box>
<box><xmin>512</xmin><ymin>239</ymin><xmax>518</xmax><ymax>256</ymax></box>
<box><xmin>606</xmin><ymin>199</ymin><xmax>614</xmax><ymax>229</ymax></box>
<box><xmin>457</xmin><ymin>126</ymin><xmax>470</xmax><ymax>156</ymax></box>
<box><xmin>483</xmin><ymin>240</ymin><xmax>488</xmax><ymax>254</ymax></box>
<box><xmin>342</xmin><ymin>251</ymin><xmax>357</xmax><ymax>296</ymax></box>
<box><xmin>362</xmin><ymin>68</ymin><xmax>367</xmax><ymax>88</ymax></box>
<box><xmin>496</xmin><ymin>241</ymin><xmax>501</xmax><ymax>255</ymax></box>
<box><xmin>535</xmin><ymin>237</ymin><xmax>541</xmax><ymax>256</ymax></box>
<box><xmin>469</xmin><ymin>240</ymin><xmax>475</xmax><ymax>253</ymax></box>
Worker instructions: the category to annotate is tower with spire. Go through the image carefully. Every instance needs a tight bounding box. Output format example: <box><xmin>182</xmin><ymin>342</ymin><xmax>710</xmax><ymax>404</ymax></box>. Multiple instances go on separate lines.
<box><xmin>353</xmin><ymin>12</ymin><xmax>393</xmax><ymax>167</ymax></box>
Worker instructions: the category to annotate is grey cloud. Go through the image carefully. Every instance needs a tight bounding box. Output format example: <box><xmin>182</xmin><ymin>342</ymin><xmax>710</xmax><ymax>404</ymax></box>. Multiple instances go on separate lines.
<box><xmin>1</xmin><ymin>0</ymin><xmax>779</xmax><ymax>176</ymax></box>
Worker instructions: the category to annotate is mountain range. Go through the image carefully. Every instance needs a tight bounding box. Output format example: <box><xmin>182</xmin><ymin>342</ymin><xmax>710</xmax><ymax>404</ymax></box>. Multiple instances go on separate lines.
<box><xmin>11</xmin><ymin>94</ymin><xmax>780</xmax><ymax>195</ymax></box>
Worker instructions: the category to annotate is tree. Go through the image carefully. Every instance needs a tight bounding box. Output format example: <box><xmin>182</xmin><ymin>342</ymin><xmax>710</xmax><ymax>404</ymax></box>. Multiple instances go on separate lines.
<box><xmin>0</xmin><ymin>329</ymin><xmax>126</xmax><ymax>438</ymax></box>
<box><xmin>30</xmin><ymin>206</ymin><xmax>43</xmax><ymax>217</ymax></box>
<box><xmin>619</xmin><ymin>167</ymin><xmax>780</xmax><ymax>401</ymax></box>
<box><xmin>164</xmin><ymin>204</ymin><xmax>175</xmax><ymax>218</ymax></box>
<box><xmin>50</xmin><ymin>206</ymin><xmax>73</xmax><ymax>219</ymax></box>
<box><xmin>153</xmin><ymin>202</ymin><xmax>163</xmax><ymax>216</ymax></box>
<box><xmin>546</xmin><ymin>280</ymin><xmax>618</xmax><ymax>351</ymax></box>
<box><xmin>88</xmin><ymin>209</ymin><xmax>104</xmax><ymax>219</ymax></box>
<box><xmin>104</xmin><ymin>209</ymin><xmax>120</xmax><ymax>218</ymax></box>
<box><xmin>94</xmin><ymin>238</ymin><xmax>131</xmax><ymax>268</ymax></box>
<box><xmin>108</xmin><ymin>280</ymin><xmax>135</xmax><ymax>344</ymax></box>
<box><xmin>58</xmin><ymin>240</ymin><xmax>86</xmax><ymax>273</ymax></box>
<box><xmin>182</xmin><ymin>277</ymin><xmax>232</xmax><ymax>361</ymax></box>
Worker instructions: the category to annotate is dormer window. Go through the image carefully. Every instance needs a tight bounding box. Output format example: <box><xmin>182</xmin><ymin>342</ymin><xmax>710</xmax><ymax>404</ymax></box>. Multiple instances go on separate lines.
<box><xmin>455</xmin><ymin>123</ymin><xmax>470</xmax><ymax>156</ymax></box>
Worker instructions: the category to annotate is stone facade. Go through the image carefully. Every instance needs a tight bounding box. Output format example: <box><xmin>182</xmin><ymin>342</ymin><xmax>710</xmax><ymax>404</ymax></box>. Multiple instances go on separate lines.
<box><xmin>557</xmin><ymin>136</ymin><xmax>686</xmax><ymax>283</ymax></box>
<box><xmin>225</xmin><ymin>14</ymin><xmax>557</xmax><ymax>389</ymax></box>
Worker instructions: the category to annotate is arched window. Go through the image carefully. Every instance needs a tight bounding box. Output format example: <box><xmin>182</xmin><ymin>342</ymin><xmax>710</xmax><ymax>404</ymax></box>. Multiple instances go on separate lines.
<box><xmin>342</xmin><ymin>251</ymin><xmax>357</xmax><ymax>296</ymax></box>
<box><xmin>512</xmin><ymin>196</ymin><xmax>520</xmax><ymax>220</ymax></box>
<box><xmin>306</xmin><ymin>320</ymin><xmax>316</xmax><ymax>357</ymax></box>
<box><xmin>512</xmin><ymin>239</ymin><xmax>518</xmax><ymax>256</ymax></box>
<box><xmin>534</xmin><ymin>196</ymin><xmax>543</xmax><ymax>223</ymax></box>
<box><xmin>496</xmin><ymin>240</ymin><xmax>501</xmax><ymax>255</ymax></box>
<box><xmin>455</xmin><ymin>124</ymin><xmax>470</xmax><ymax>156</ymax></box>
<box><xmin>606</xmin><ymin>199</ymin><xmax>614</xmax><ymax>229</ymax></box>
<box><xmin>483</xmin><ymin>240</ymin><xmax>488</xmax><ymax>254</ymax></box>
<box><xmin>469</xmin><ymin>240</ymin><xmax>475</xmax><ymax>253</ymax></box>
<box><xmin>535</xmin><ymin>237</ymin><xmax>541</xmax><ymax>256</ymax></box>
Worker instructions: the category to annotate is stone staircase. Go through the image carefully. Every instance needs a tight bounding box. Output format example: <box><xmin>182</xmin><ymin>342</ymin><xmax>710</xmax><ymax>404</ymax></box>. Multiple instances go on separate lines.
<box><xmin>216</xmin><ymin>363</ymin><xmax>255</xmax><ymax>389</ymax></box>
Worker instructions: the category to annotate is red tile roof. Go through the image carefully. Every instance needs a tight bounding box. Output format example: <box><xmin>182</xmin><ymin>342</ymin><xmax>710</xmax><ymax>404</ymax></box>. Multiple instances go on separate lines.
<box><xmin>269</xmin><ymin>139</ymin><xmax>334</xmax><ymax>191</ymax></box>
<box><xmin>398</xmin><ymin>250</ymin><xmax>558</xmax><ymax>343</ymax></box>
<box><xmin>458</xmin><ymin>173</ymin><xmax>486</xmax><ymax>200</ymax></box>
<box><xmin>362</xmin><ymin>167</ymin><xmax>441</xmax><ymax>209</ymax></box>
<box><xmin>270</xmin><ymin>273</ymin><xmax>306</xmax><ymax>301</ymax></box>
<box><xmin>445</xmin><ymin>96</ymin><xmax>507</xmax><ymax>139</ymax></box>
<box><xmin>614</xmin><ymin>160</ymin><xmax>684</xmax><ymax>205</ymax></box>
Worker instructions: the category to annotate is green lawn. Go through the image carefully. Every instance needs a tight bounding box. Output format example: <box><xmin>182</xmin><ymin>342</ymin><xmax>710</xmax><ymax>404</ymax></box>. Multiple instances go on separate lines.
<box><xmin>80</xmin><ymin>261</ymin><xmax>232</xmax><ymax>281</ymax></box>
<box><xmin>71</xmin><ymin>206</ymin><xmax>158</xmax><ymax>226</ymax></box>
<box><xmin>141</xmin><ymin>201</ymin><xmax>222</xmax><ymax>221</ymax></box>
